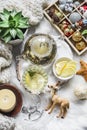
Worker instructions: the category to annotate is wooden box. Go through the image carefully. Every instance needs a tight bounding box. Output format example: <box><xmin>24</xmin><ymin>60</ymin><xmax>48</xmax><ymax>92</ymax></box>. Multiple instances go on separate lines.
<box><xmin>44</xmin><ymin>0</ymin><xmax>87</xmax><ymax>55</ymax></box>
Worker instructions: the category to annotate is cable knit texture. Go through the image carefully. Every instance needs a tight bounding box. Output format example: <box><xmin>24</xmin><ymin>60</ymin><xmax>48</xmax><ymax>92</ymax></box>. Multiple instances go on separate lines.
<box><xmin>0</xmin><ymin>41</ymin><xmax>12</xmax><ymax>83</ymax></box>
<box><xmin>0</xmin><ymin>114</ymin><xmax>24</xmax><ymax>130</ymax></box>
<box><xmin>0</xmin><ymin>114</ymin><xmax>15</xmax><ymax>130</ymax></box>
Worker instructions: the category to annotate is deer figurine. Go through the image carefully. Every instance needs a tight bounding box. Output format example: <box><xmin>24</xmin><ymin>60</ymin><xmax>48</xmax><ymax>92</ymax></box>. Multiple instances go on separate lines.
<box><xmin>45</xmin><ymin>81</ymin><xmax>70</xmax><ymax>118</ymax></box>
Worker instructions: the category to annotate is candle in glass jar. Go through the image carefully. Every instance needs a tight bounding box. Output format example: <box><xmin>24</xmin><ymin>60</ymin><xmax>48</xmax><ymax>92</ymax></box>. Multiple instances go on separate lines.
<box><xmin>0</xmin><ymin>89</ymin><xmax>16</xmax><ymax>113</ymax></box>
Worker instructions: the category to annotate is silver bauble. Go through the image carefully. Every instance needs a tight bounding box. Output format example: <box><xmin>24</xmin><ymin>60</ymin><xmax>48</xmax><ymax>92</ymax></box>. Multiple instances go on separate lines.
<box><xmin>69</xmin><ymin>12</ymin><xmax>81</xmax><ymax>23</ymax></box>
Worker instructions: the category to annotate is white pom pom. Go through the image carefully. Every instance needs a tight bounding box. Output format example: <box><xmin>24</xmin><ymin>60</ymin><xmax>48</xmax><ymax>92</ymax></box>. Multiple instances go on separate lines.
<box><xmin>74</xmin><ymin>85</ymin><xmax>87</xmax><ymax>100</ymax></box>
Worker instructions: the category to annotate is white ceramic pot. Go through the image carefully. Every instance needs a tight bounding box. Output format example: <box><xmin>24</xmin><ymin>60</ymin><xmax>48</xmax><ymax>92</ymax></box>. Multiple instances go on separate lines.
<box><xmin>8</xmin><ymin>29</ymin><xmax>28</xmax><ymax>46</ymax></box>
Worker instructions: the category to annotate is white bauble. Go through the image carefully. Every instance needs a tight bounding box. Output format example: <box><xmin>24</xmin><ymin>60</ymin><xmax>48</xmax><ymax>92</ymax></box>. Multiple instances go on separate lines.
<box><xmin>74</xmin><ymin>1</ymin><xmax>80</xmax><ymax>7</ymax></box>
<box><xmin>59</xmin><ymin>4</ymin><xmax>65</xmax><ymax>10</ymax></box>
<box><xmin>59</xmin><ymin>0</ymin><xmax>66</xmax><ymax>4</ymax></box>
<box><xmin>69</xmin><ymin>12</ymin><xmax>81</xmax><ymax>23</ymax></box>
<box><xmin>74</xmin><ymin>85</ymin><xmax>87</xmax><ymax>100</ymax></box>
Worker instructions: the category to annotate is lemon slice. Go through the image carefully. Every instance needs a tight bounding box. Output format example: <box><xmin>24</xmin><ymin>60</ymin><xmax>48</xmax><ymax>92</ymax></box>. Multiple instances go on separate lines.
<box><xmin>55</xmin><ymin>61</ymin><xmax>68</xmax><ymax>75</ymax></box>
<box><xmin>61</xmin><ymin>67</ymin><xmax>76</xmax><ymax>77</ymax></box>
<box><xmin>25</xmin><ymin>72</ymin><xmax>31</xmax><ymax>86</ymax></box>
<box><xmin>30</xmin><ymin>80</ymin><xmax>38</xmax><ymax>90</ymax></box>
<box><xmin>66</xmin><ymin>61</ymin><xmax>76</xmax><ymax>68</ymax></box>
<box><xmin>29</xmin><ymin>73</ymin><xmax>45</xmax><ymax>91</ymax></box>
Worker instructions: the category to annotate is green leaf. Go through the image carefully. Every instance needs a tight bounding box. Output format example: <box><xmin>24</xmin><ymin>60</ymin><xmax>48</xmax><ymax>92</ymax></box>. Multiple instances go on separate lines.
<box><xmin>0</xmin><ymin>29</ymin><xmax>10</xmax><ymax>38</ymax></box>
<box><xmin>3</xmin><ymin>9</ymin><xmax>10</xmax><ymax>15</ymax></box>
<box><xmin>28</xmin><ymin>71</ymin><xmax>36</xmax><ymax>77</ymax></box>
<box><xmin>14</xmin><ymin>11</ymin><xmax>22</xmax><ymax>21</ymax></box>
<box><xmin>82</xmin><ymin>30</ymin><xmax>87</xmax><ymax>35</ymax></box>
<box><xmin>9</xmin><ymin>15</ymin><xmax>13</xmax><ymax>21</ymax></box>
<box><xmin>3</xmin><ymin>9</ymin><xmax>10</xmax><ymax>20</ymax></box>
<box><xmin>0</xmin><ymin>21</ymin><xmax>9</xmax><ymax>28</ymax></box>
<box><xmin>19</xmin><ymin>17</ymin><xmax>29</xmax><ymax>24</ymax></box>
<box><xmin>10</xmin><ymin>28</ymin><xmax>17</xmax><ymax>38</ymax></box>
<box><xmin>18</xmin><ymin>23</ymin><xmax>29</xmax><ymax>28</ymax></box>
<box><xmin>0</xmin><ymin>13</ymin><xmax>7</xmax><ymax>20</ymax></box>
<box><xmin>16</xmin><ymin>28</ymin><xmax>24</xmax><ymax>39</ymax></box>
<box><xmin>11</xmin><ymin>10</ymin><xmax>17</xmax><ymax>17</ymax></box>
<box><xmin>3</xmin><ymin>34</ymin><xmax>11</xmax><ymax>43</ymax></box>
<box><xmin>15</xmin><ymin>21</ymin><xmax>19</xmax><ymax>27</ymax></box>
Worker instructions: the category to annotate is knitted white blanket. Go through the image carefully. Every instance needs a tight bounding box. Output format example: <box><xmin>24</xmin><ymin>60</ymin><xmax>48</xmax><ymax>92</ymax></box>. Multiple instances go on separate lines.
<box><xmin>0</xmin><ymin>114</ymin><xmax>23</xmax><ymax>130</ymax></box>
<box><xmin>0</xmin><ymin>41</ymin><xmax>12</xmax><ymax>83</ymax></box>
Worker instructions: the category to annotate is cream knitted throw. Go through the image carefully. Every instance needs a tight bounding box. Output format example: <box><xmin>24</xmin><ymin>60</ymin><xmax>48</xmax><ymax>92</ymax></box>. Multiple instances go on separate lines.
<box><xmin>0</xmin><ymin>114</ymin><xmax>24</xmax><ymax>130</ymax></box>
<box><xmin>0</xmin><ymin>41</ymin><xmax>12</xmax><ymax>83</ymax></box>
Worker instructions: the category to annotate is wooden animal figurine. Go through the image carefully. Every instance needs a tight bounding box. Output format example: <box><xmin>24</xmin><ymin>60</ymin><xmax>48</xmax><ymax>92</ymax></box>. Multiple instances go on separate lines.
<box><xmin>45</xmin><ymin>81</ymin><xmax>70</xmax><ymax>118</ymax></box>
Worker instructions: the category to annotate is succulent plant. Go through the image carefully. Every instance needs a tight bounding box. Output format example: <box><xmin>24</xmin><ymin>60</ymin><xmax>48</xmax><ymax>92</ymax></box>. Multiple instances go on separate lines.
<box><xmin>0</xmin><ymin>9</ymin><xmax>29</xmax><ymax>43</ymax></box>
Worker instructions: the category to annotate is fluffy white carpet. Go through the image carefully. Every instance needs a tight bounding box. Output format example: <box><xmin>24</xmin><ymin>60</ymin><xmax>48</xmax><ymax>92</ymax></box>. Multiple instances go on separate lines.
<box><xmin>9</xmin><ymin>18</ymin><xmax>87</xmax><ymax>130</ymax></box>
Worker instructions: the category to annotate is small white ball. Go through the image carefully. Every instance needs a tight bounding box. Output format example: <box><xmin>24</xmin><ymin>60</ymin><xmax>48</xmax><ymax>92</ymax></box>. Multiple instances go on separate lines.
<box><xmin>59</xmin><ymin>0</ymin><xmax>66</xmax><ymax>4</ymax></box>
<box><xmin>70</xmin><ymin>3</ymin><xmax>74</xmax><ymax>7</ymax></box>
<box><xmin>66</xmin><ymin>3</ymin><xmax>69</xmax><ymax>6</ymax></box>
<box><xmin>74</xmin><ymin>1</ymin><xmax>80</xmax><ymax>7</ymax></box>
<box><xmin>67</xmin><ymin>0</ymin><xmax>73</xmax><ymax>3</ymax></box>
<box><xmin>59</xmin><ymin>4</ymin><xmax>65</xmax><ymax>10</ymax></box>
<box><xmin>65</xmin><ymin>8</ymin><xmax>68</xmax><ymax>11</ymax></box>
<box><xmin>74</xmin><ymin>85</ymin><xmax>87</xmax><ymax>100</ymax></box>
<box><xmin>68</xmin><ymin>7</ymin><xmax>73</xmax><ymax>12</ymax></box>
